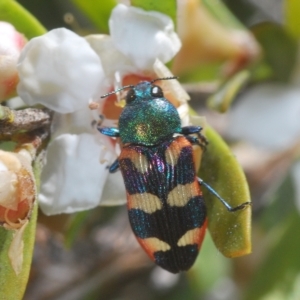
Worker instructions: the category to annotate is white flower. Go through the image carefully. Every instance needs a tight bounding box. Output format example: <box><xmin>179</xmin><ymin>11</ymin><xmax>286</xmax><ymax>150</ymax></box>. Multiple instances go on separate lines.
<box><xmin>16</xmin><ymin>4</ymin><xmax>183</xmax><ymax>215</ymax></box>
<box><xmin>109</xmin><ymin>4</ymin><xmax>181</xmax><ymax>70</ymax></box>
<box><xmin>17</xmin><ymin>28</ymin><xmax>104</xmax><ymax>113</ymax></box>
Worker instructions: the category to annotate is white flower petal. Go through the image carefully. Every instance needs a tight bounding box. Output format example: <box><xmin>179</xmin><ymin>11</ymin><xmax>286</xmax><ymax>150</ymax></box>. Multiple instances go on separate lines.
<box><xmin>85</xmin><ymin>34</ymin><xmax>137</xmax><ymax>81</ymax></box>
<box><xmin>109</xmin><ymin>4</ymin><xmax>181</xmax><ymax>70</ymax></box>
<box><xmin>51</xmin><ymin>106</ymin><xmax>96</xmax><ymax>139</ymax></box>
<box><xmin>100</xmin><ymin>171</ymin><xmax>126</xmax><ymax>206</ymax></box>
<box><xmin>39</xmin><ymin>133</ymin><xmax>115</xmax><ymax>215</ymax></box>
<box><xmin>6</xmin><ymin>96</ymin><xmax>25</xmax><ymax>109</ymax></box>
<box><xmin>228</xmin><ymin>84</ymin><xmax>300</xmax><ymax>150</ymax></box>
<box><xmin>0</xmin><ymin>22</ymin><xmax>25</xmax><ymax>56</ymax></box>
<box><xmin>17</xmin><ymin>28</ymin><xmax>105</xmax><ymax>113</ymax></box>
<box><xmin>177</xmin><ymin>103</ymin><xmax>190</xmax><ymax>127</ymax></box>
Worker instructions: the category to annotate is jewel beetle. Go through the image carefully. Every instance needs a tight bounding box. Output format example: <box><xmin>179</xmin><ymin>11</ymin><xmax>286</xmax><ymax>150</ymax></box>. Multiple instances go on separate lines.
<box><xmin>98</xmin><ymin>77</ymin><xmax>251</xmax><ymax>273</ymax></box>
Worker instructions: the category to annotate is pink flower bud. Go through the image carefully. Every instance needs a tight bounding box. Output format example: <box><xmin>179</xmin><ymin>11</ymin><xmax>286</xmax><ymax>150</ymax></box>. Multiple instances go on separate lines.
<box><xmin>0</xmin><ymin>22</ymin><xmax>26</xmax><ymax>101</ymax></box>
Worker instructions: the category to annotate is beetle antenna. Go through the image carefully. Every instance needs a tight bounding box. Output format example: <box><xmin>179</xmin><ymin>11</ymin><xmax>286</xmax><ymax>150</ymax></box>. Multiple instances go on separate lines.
<box><xmin>151</xmin><ymin>76</ymin><xmax>179</xmax><ymax>83</ymax></box>
<box><xmin>101</xmin><ymin>85</ymin><xmax>135</xmax><ymax>99</ymax></box>
<box><xmin>101</xmin><ymin>76</ymin><xmax>178</xmax><ymax>98</ymax></box>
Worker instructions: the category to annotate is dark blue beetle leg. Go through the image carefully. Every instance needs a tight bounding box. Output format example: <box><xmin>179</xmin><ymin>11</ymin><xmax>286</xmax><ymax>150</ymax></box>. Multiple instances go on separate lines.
<box><xmin>98</xmin><ymin>127</ymin><xmax>120</xmax><ymax>172</ymax></box>
<box><xmin>181</xmin><ymin>126</ymin><xmax>202</xmax><ymax>135</ymax></box>
<box><xmin>108</xmin><ymin>159</ymin><xmax>120</xmax><ymax>173</ymax></box>
<box><xmin>181</xmin><ymin>126</ymin><xmax>201</xmax><ymax>135</ymax></box>
<box><xmin>181</xmin><ymin>126</ymin><xmax>208</xmax><ymax>150</ymax></box>
<box><xmin>198</xmin><ymin>178</ymin><xmax>251</xmax><ymax>212</ymax></box>
<box><xmin>185</xmin><ymin>136</ymin><xmax>202</xmax><ymax>146</ymax></box>
<box><xmin>98</xmin><ymin>127</ymin><xmax>120</xmax><ymax>137</ymax></box>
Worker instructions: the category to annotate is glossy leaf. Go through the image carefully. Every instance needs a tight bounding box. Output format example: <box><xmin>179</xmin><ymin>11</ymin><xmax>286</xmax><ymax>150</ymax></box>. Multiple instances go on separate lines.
<box><xmin>207</xmin><ymin>70</ymin><xmax>250</xmax><ymax>113</ymax></box>
<box><xmin>0</xmin><ymin>203</ymin><xmax>37</xmax><ymax>300</ymax></box>
<box><xmin>71</xmin><ymin>0</ymin><xmax>116</xmax><ymax>33</ymax></box>
<box><xmin>0</xmin><ymin>0</ymin><xmax>46</xmax><ymax>39</ymax></box>
<box><xmin>131</xmin><ymin>0</ymin><xmax>177</xmax><ymax>26</ymax></box>
<box><xmin>200</xmin><ymin>126</ymin><xmax>252</xmax><ymax>257</ymax></box>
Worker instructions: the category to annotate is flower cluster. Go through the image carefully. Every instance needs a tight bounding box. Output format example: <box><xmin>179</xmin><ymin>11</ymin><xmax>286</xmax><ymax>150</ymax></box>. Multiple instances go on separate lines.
<box><xmin>15</xmin><ymin>4</ymin><xmax>194</xmax><ymax>215</ymax></box>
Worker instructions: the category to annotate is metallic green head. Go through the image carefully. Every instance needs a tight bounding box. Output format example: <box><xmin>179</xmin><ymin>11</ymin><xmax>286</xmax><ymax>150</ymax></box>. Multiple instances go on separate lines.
<box><xmin>118</xmin><ymin>81</ymin><xmax>181</xmax><ymax>146</ymax></box>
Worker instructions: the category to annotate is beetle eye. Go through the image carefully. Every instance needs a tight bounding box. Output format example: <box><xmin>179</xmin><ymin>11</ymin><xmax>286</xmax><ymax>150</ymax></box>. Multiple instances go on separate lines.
<box><xmin>151</xmin><ymin>85</ymin><xmax>163</xmax><ymax>98</ymax></box>
<box><xmin>126</xmin><ymin>89</ymin><xmax>136</xmax><ymax>104</ymax></box>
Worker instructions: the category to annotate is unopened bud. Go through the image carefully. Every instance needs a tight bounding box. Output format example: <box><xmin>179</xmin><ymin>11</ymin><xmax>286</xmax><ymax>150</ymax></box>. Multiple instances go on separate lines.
<box><xmin>0</xmin><ymin>22</ymin><xmax>26</xmax><ymax>101</ymax></box>
<box><xmin>0</xmin><ymin>150</ymin><xmax>35</xmax><ymax>229</ymax></box>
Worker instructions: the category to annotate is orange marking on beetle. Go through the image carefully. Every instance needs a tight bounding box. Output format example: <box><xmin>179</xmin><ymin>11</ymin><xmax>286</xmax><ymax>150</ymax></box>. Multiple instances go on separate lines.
<box><xmin>137</xmin><ymin>237</ymin><xmax>171</xmax><ymax>260</ymax></box>
<box><xmin>120</xmin><ymin>147</ymin><xmax>149</xmax><ymax>173</ymax></box>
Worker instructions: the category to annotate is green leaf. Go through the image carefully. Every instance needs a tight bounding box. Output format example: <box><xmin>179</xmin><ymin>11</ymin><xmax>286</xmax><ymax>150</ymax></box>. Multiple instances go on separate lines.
<box><xmin>200</xmin><ymin>126</ymin><xmax>252</xmax><ymax>257</ymax></box>
<box><xmin>179</xmin><ymin>62</ymin><xmax>222</xmax><ymax>83</ymax></box>
<box><xmin>245</xmin><ymin>212</ymin><xmax>300</xmax><ymax>300</ymax></box>
<box><xmin>285</xmin><ymin>0</ymin><xmax>300</xmax><ymax>39</ymax></box>
<box><xmin>260</xmin><ymin>172</ymin><xmax>296</xmax><ymax>230</ymax></box>
<box><xmin>71</xmin><ymin>0</ymin><xmax>117</xmax><ymax>33</ymax></box>
<box><xmin>207</xmin><ymin>70</ymin><xmax>250</xmax><ymax>113</ymax></box>
<box><xmin>203</xmin><ymin>0</ymin><xmax>245</xmax><ymax>30</ymax></box>
<box><xmin>249</xmin><ymin>61</ymin><xmax>273</xmax><ymax>82</ymax></box>
<box><xmin>0</xmin><ymin>0</ymin><xmax>46</xmax><ymax>39</ymax></box>
<box><xmin>64</xmin><ymin>210</ymin><xmax>91</xmax><ymax>248</ymax></box>
<box><xmin>131</xmin><ymin>0</ymin><xmax>177</xmax><ymax>26</ymax></box>
<box><xmin>0</xmin><ymin>203</ymin><xmax>37</xmax><ymax>300</ymax></box>
<box><xmin>252</xmin><ymin>22</ymin><xmax>298</xmax><ymax>82</ymax></box>
<box><xmin>0</xmin><ymin>142</ymin><xmax>16</xmax><ymax>152</ymax></box>
<box><xmin>222</xmin><ymin>0</ymin><xmax>269</xmax><ymax>27</ymax></box>
<box><xmin>188</xmin><ymin>234</ymin><xmax>231</xmax><ymax>293</ymax></box>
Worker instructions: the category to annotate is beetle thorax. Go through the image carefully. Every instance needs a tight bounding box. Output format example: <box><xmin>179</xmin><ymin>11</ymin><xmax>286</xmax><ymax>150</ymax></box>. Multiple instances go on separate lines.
<box><xmin>119</xmin><ymin>98</ymin><xmax>181</xmax><ymax>146</ymax></box>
